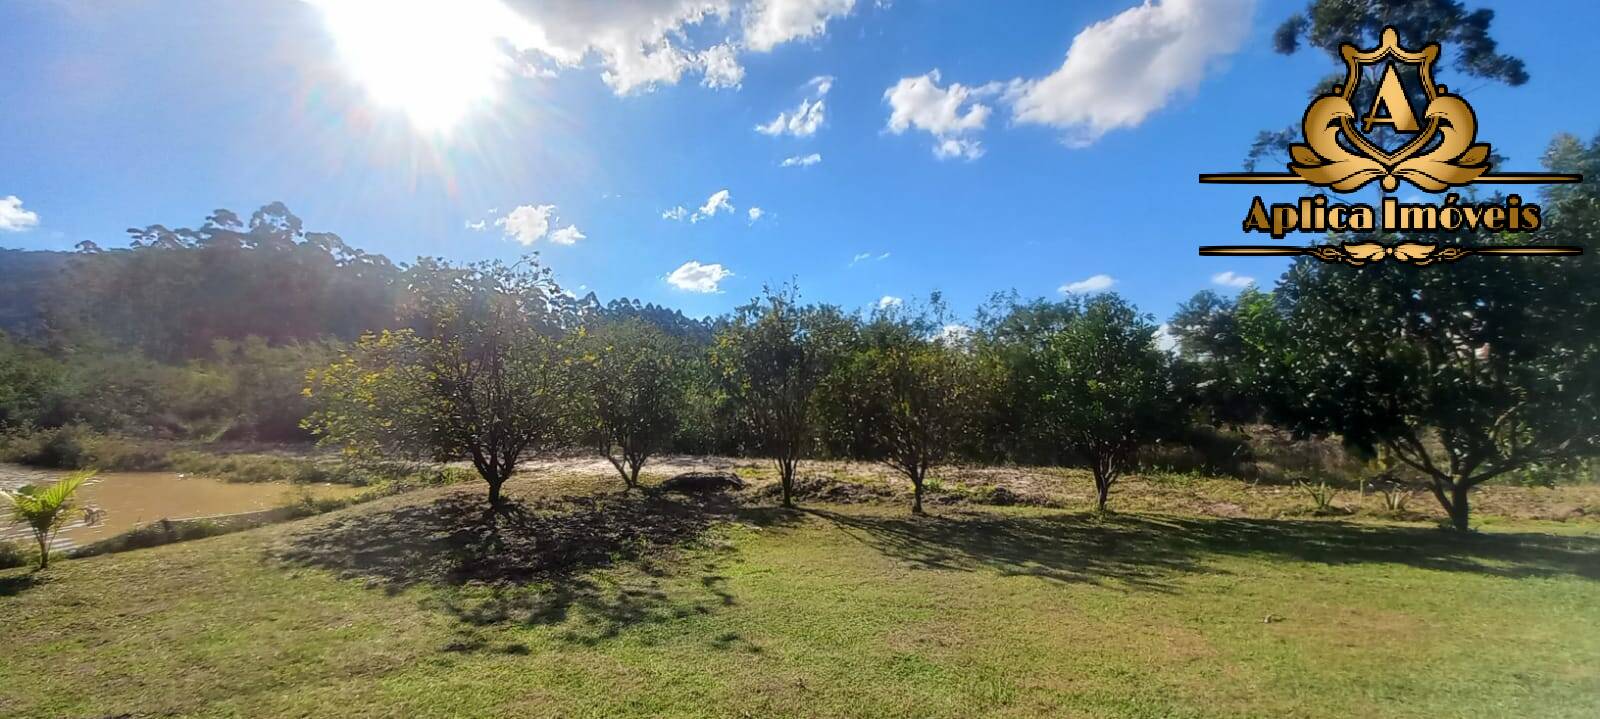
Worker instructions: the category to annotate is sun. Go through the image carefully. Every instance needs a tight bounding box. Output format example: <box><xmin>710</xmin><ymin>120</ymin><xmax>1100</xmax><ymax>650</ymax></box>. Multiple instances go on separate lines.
<box><xmin>311</xmin><ymin>0</ymin><xmax>530</xmax><ymax>132</ymax></box>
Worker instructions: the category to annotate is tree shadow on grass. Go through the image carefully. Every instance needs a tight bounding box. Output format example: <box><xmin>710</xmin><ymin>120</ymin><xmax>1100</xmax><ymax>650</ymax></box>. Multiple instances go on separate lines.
<box><xmin>809</xmin><ymin>509</ymin><xmax>1600</xmax><ymax>590</ymax></box>
<box><xmin>272</xmin><ymin>489</ymin><xmax>804</xmax><ymax>649</ymax></box>
<box><xmin>0</xmin><ymin>570</ymin><xmax>46</xmax><ymax>597</ymax></box>
<box><xmin>275</xmin><ymin>491</ymin><xmax>738</xmax><ymax>590</ymax></box>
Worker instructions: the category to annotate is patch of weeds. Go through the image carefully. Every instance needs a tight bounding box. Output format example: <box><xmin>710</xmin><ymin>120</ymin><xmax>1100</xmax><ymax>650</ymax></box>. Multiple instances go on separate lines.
<box><xmin>0</xmin><ymin>427</ymin><xmax>173</xmax><ymax>470</ymax></box>
<box><xmin>1293</xmin><ymin>476</ymin><xmax>1351</xmax><ymax>516</ymax></box>
<box><xmin>0</xmin><ymin>541</ymin><xmax>33</xmax><ymax>570</ymax></box>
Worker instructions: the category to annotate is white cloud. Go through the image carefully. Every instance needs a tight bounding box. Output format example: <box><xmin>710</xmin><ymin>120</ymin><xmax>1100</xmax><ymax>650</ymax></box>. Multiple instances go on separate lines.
<box><xmin>849</xmin><ymin>251</ymin><xmax>889</xmax><ymax>267</ymax></box>
<box><xmin>934</xmin><ymin>138</ymin><xmax>984</xmax><ymax>161</ymax></box>
<box><xmin>465</xmin><ymin>219</ymin><xmax>487</xmax><ymax>231</ymax></box>
<box><xmin>0</xmin><ymin>196</ymin><xmax>39</xmax><ymax>232</ymax></box>
<box><xmin>756</xmin><ymin>99</ymin><xmax>824</xmax><ymax>137</ymax></box>
<box><xmin>743</xmin><ymin>0</ymin><xmax>856</xmax><ymax>52</ymax></box>
<box><xmin>877</xmin><ymin>295</ymin><xmax>902</xmax><ymax>309</ymax></box>
<box><xmin>747</xmin><ymin>207</ymin><xmax>764</xmax><ymax>223</ymax></box>
<box><xmin>757</xmin><ymin>76</ymin><xmax>831</xmax><ymax>137</ymax></box>
<box><xmin>691</xmin><ymin>189</ymin><xmax>735</xmax><ymax>222</ymax></box>
<box><xmin>310</xmin><ymin>1</ymin><xmax>857</xmax><ymax>99</ymax></box>
<box><xmin>550</xmin><ymin>225</ymin><xmax>586</xmax><ymax>245</ymax></box>
<box><xmin>884</xmin><ymin>70</ymin><xmax>992</xmax><ymax>160</ymax></box>
<box><xmin>698</xmin><ymin>42</ymin><xmax>744</xmax><ymax>88</ymax></box>
<box><xmin>1009</xmin><ymin>0</ymin><xmax>1255</xmax><ymax>146</ymax></box>
<box><xmin>495</xmin><ymin>204</ymin><xmax>556</xmax><ymax>245</ymax></box>
<box><xmin>1211</xmin><ymin>270</ymin><xmax>1254</xmax><ymax>288</ymax></box>
<box><xmin>662</xmin><ymin>205</ymin><xmax>689</xmax><ymax>221</ymax></box>
<box><xmin>666</xmin><ymin>260</ymin><xmax>732</xmax><ymax>292</ymax></box>
<box><xmin>1153</xmin><ymin>323</ymin><xmax>1178</xmax><ymax>353</ymax></box>
<box><xmin>780</xmin><ymin>152</ymin><xmax>822</xmax><ymax>167</ymax></box>
<box><xmin>1059</xmin><ymin>274</ymin><xmax>1115</xmax><ymax>294</ymax></box>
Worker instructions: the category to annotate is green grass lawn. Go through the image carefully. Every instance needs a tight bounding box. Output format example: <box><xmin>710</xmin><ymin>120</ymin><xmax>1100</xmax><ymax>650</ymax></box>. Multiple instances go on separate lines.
<box><xmin>3</xmin><ymin>475</ymin><xmax>1599</xmax><ymax>718</ymax></box>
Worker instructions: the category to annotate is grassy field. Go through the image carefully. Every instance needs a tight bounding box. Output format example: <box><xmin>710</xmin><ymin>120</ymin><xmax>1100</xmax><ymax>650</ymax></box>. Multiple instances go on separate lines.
<box><xmin>3</xmin><ymin>461</ymin><xmax>1599</xmax><ymax>718</ymax></box>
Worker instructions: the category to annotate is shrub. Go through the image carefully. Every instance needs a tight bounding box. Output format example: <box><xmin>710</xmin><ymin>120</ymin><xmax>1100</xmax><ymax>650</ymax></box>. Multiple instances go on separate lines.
<box><xmin>1295</xmin><ymin>476</ymin><xmax>1343</xmax><ymax>515</ymax></box>
<box><xmin>0</xmin><ymin>427</ymin><xmax>174</xmax><ymax>470</ymax></box>
<box><xmin>0</xmin><ymin>541</ymin><xmax>32</xmax><ymax>569</ymax></box>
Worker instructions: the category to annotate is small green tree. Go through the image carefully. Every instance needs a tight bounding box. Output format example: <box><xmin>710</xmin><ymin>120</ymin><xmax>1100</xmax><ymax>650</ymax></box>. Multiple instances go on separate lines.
<box><xmin>305</xmin><ymin>258</ymin><xmax>581</xmax><ymax>508</ymax></box>
<box><xmin>822</xmin><ymin>299</ymin><xmax>980</xmax><ymax>514</ymax></box>
<box><xmin>576</xmin><ymin>318</ymin><xmax>687</xmax><ymax>490</ymax></box>
<box><xmin>3</xmin><ymin>470</ymin><xmax>95</xmax><ymax>569</ymax></box>
<box><xmin>1016</xmin><ymin>295</ymin><xmax>1181</xmax><ymax>512</ymax></box>
<box><xmin>711</xmin><ymin>286</ymin><xmax>851</xmax><ymax>508</ymax></box>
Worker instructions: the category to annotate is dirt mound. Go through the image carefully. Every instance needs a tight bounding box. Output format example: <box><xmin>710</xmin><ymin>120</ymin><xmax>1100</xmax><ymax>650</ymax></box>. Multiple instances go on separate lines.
<box><xmin>274</xmin><ymin>491</ymin><xmax>731</xmax><ymax>588</ymax></box>
<box><xmin>752</xmin><ymin>476</ymin><xmax>900</xmax><ymax>504</ymax></box>
<box><xmin>659</xmin><ymin>471</ymin><xmax>745</xmax><ymax>494</ymax></box>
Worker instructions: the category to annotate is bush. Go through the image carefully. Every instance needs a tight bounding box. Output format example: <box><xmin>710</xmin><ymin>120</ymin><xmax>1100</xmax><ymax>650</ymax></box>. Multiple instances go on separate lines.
<box><xmin>0</xmin><ymin>541</ymin><xmax>32</xmax><ymax>569</ymax></box>
<box><xmin>0</xmin><ymin>427</ymin><xmax>174</xmax><ymax>470</ymax></box>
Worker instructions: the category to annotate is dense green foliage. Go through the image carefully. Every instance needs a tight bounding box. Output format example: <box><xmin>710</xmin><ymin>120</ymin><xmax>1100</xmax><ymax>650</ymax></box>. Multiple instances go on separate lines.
<box><xmin>575</xmin><ymin>318</ymin><xmax>693</xmax><ymax>489</ymax></box>
<box><xmin>305</xmin><ymin>259</ymin><xmax>582</xmax><ymax>506</ymax></box>
<box><xmin>819</xmin><ymin>298</ymin><xmax>983</xmax><ymax>514</ymax></box>
<box><xmin>709</xmin><ymin>286</ymin><xmax>854</xmax><ymax>507</ymax></box>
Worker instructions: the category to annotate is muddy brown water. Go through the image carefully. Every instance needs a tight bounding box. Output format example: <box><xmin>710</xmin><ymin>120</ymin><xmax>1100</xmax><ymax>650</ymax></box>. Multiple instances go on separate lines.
<box><xmin>0</xmin><ymin>464</ymin><xmax>362</xmax><ymax>550</ymax></box>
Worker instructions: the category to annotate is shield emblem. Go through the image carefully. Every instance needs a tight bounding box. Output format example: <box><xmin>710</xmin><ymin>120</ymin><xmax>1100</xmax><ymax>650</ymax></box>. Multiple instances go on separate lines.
<box><xmin>1334</xmin><ymin>27</ymin><xmax>1442</xmax><ymax>167</ymax></box>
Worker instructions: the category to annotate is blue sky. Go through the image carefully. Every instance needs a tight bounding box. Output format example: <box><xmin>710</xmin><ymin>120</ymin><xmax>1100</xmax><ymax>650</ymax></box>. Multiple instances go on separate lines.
<box><xmin>1</xmin><ymin>0</ymin><xmax>1595</xmax><ymax>323</ymax></box>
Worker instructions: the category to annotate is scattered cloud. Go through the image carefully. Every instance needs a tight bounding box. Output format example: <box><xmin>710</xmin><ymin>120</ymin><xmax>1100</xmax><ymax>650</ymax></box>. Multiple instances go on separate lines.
<box><xmin>747</xmin><ymin>207</ymin><xmax>764</xmax><ymax>223</ymax></box>
<box><xmin>755</xmin><ymin>102</ymin><xmax>818</xmax><ymax>137</ymax></box>
<box><xmin>465</xmin><ymin>219</ymin><xmax>487</xmax><ymax>231</ymax></box>
<box><xmin>550</xmin><ymin>225</ymin><xmax>586</xmax><ymax>245</ymax></box>
<box><xmin>666</xmin><ymin>260</ymin><xmax>733</xmax><ymax>292</ymax></box>
<box><xmin>1059</xmin><ymin>274</ymin><xmax>1115</xmax><ymax>294</ymax></box>
<box><xmin>849</xmin><ymin>251</ymin><xmax>890</xmax><ymax>267</ymax></box>
<box><xmin>1009</xmin><ymin>0</ymin><xmax>1255</xmax><ymax>146</ymax></box>
<box><xmin>780</xmin><ymin>152</ymin><xmax>822</xmax><ymax>167</ymax></box>
<box><xmin>743</xmin><ymin>0</ymin><xmax>857</xmax><ymax>52</ymax></box>
<box><xmin>1211</xmin><ymin>270</ymin><xmax>1254</xmax><ymax>288</ymax></box>
<box><xmin>662</xmin><ymin>205</ymin><xmax>690</xmax><ymax>221</ymax></box>
<box><xmin>883</xmin><ymin>70</ymin><xmax>992</xmax><ymax>160</ymax></box>
<box><xmin>877</xmin><ymin>295</ymin><xmax>902</xmax><ymax>309</ymax></box>
<box><xmin>495</xmin><ymin>204</ymin><xmax>556</xmax><ymax>245</ymax></box>
<box><xmin>698</xmin><ymin>42</ymin><xmax>744</xmax><ymax>89</ymax></box>
<box><xmin>756</xmin><ymin>77</ymin><xmax>832</xmax><ymax>137</ymax></box>
<box><xmin>692</xmin><ymin>189</ymin><xmax>735</xmax><ymax>222</ymax></box>
<box><xmin>0</xmin><ymin>196</ymin><xmax>39</xmax><ymax>232</ymax></box>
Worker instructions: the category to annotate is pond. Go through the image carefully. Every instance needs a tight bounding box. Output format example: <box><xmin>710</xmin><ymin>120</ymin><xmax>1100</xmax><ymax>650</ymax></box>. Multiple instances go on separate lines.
<box><xmin>0</xmin><ymin>464</ymin><xmax>364</xmax><ymax>551</ymax></box>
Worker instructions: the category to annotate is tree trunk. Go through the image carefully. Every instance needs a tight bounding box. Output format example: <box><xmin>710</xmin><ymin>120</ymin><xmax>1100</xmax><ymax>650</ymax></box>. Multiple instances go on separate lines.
<box><xmin>776</xmin><ymin>458</ymin><xmax>796</xmax><ymax>508</ymax></box>
<box><xmin>487</xmin><ymin>476</ymin><xmax>504</xmax><ymax>507</ymax></box>
<box><xmin>35</xmin><ymin>531</ymin><xmax>49</xmax><ymax>569</ymax></box>
<box><xmin>1448</xmin><ymin>482</ymin><xmax>1471</xmax><ymax>532</ymax></box>
<box><xmin>1095</xmin><ymin>480</ymin><xmax>1110</xmax><ymax>513</ymax></box>
<box><xmin>1427</xmin><ymin>476</ymin><xmax>1473</xmax><ymax>532</ymax></box>
<box><xmin>911</xmin><ymin>471</ymin><xmax>925</xmax><ymax>516</ymax></box>
<box><xmin>628</xmin><ymin>462</ymin><xmax>642</xmax><ymax>490</ymax></box>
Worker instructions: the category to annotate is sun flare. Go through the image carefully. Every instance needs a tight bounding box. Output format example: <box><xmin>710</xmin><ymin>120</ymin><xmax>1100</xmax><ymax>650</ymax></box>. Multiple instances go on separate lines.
<box><xmin>311</xmin><ymin>0</ymin><xmax>531</xmax><ymax>132</ymax></box>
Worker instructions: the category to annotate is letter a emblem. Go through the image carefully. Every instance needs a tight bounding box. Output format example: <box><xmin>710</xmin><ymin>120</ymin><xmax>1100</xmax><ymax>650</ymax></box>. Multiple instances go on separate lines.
<box><xmin>1361</xmin><ymin>64</ymin><xmax>1420</xmax><ymax>133</ymax></box>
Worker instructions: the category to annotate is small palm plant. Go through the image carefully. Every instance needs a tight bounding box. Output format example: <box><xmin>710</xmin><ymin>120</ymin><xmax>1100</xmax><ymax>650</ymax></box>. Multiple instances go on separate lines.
<box><xmin>3</xmin><ymin>470</ymin><xmax>95</xmax><ymax>569</ymax></box>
